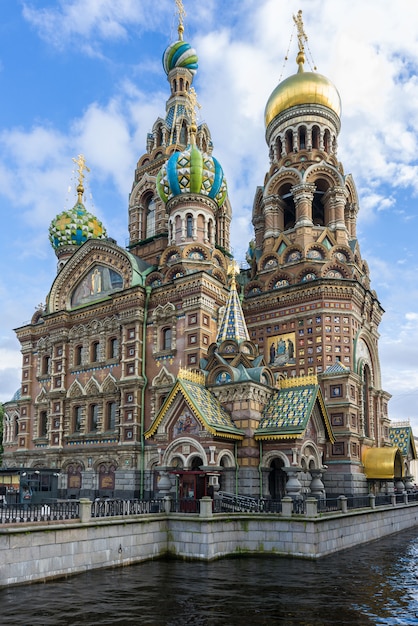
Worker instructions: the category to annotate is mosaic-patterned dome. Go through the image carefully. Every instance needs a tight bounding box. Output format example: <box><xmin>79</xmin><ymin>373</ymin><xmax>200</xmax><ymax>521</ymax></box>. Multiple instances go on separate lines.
<box><xmin>162</xmin><ymin>40</ymin><xmax>198</xmax><ymax>76</ymax></box>
<box><xmin>49</xmin><ymin>198</ymin><xmax>107</xmax><ymax>250</ymax></box>
<box><xmin>156</xmin><ymin>143</ymin><xmax>227</xmax><ymax>207</ymax></box>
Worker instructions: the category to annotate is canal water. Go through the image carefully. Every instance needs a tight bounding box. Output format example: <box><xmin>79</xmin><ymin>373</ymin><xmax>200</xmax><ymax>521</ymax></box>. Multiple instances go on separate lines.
<box><xmin>2</xmin><ymin>528</ymin><xmax>418</xmax><ymax>625</ymax></box>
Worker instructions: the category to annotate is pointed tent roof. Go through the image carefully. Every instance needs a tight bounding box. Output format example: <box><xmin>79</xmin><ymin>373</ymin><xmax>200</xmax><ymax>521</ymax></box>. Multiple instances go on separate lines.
<box><xmin>389</xmin><ymin>423</ymin><xmax>417</xmax><ymax>459</ymax></box>
<box><xmin>216</xmin><ymin>262</ymin><xmax>250</xmax><ymax>344</ymax></box>
<box><xmin>145</xmin><ymin>369</ymin><xmax>244</xmax><ymax>440</ymax></box>
<box><xmin>255</xmin><ymin>375</ymin><xmax>334</xmax><ymax>441</ymax></box>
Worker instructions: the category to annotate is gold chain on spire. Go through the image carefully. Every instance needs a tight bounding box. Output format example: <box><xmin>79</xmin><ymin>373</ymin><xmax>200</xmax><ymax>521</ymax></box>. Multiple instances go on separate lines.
<box><xmin>72</xmin><ymin>154</ymin><xmax>90</xmax><ymax>201</ymax></box>
<box><xmin>175</xmin><ymin>0</ymin><xmax>186</xmax><ymax>40</ymax></box>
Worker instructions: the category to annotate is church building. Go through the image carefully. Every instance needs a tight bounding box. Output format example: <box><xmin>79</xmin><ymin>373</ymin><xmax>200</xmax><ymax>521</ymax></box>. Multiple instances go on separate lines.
<box><xmin>2</xmin><ymin>6</ymin><xmax>408</xmax><ymax>503</ymax></box>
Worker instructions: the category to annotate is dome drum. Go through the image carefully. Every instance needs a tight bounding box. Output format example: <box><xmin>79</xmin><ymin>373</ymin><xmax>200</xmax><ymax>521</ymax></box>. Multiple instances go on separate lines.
<box><xmin>265</xmin><ymin>104</ymin><xmax>341</xmax><ymax>149</ymax></box>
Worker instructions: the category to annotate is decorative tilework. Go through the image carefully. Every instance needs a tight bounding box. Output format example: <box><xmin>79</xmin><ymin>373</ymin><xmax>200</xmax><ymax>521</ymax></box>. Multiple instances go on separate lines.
<box><xmin>156</xmin><ymin>143</ymin><xmax>227</xmax><ymax>207</ymax></box>
<box><xmin>217</xmin><ymin>279</ymin><xmax>250</xmax><ymax>345</ymax></box>
<box><xmin>255</xmin><ymin>382</ymin><xmax>333</xmax><ymax>441</ymax></box>
<box><xmin>389</xmin><ymin>425</ymin><xmax>417</xmax><ymax>458</ymax></box>
<box><xmin>145</xmin><ymin>377</ymin><xmax>243</xmax><ymax>440</ymax></box>
<box><xmin>49</xmin><ymin>202</ymin><xmax>107</xmax><ymax>250</ymax></box>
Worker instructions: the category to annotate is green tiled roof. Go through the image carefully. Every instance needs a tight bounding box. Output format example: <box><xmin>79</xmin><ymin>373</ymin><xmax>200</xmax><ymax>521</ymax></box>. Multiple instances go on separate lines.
<box><xmin>255</xmin><ymin>379</ymin><xmax>334</xmax><ymax>442</ymax></box>
<box><xmin>145</xmin><ymin>371</ymin><xmax>244</xmax><ymax>440</ymax></box>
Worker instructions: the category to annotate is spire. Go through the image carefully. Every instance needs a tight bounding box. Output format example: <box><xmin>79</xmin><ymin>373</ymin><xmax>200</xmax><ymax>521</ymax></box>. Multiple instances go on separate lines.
<box><xmin>175</xmin><ymin>0</ymin><xmax>186</xmax><ymax>41</ymax></box>
<box><xmin>216</xmin><ymin>262</ymin><xmax>250</xmax><ymax>344</ymax></box>
<box><xmin>186</xmin><ymin>86</ymin><xmax>201</xmax><ymax>142</ymax></box>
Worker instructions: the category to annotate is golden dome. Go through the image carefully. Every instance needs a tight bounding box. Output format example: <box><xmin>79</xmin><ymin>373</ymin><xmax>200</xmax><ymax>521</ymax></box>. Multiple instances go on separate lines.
<box><xmin>265</xmin><ymin>54</ymin><xmax>341</xmax><ymax>128</ymax></box>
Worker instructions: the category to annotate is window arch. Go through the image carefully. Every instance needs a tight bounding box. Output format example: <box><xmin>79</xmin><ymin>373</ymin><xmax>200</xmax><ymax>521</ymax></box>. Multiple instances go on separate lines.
<box><xmin>74</xmin><ymin>345</ymin><xmax>83</xmax><ymax>367</ymax></box>
<box><xmin>91</xmin><ymin>341</ymin><xmax>100</xmax><ymax>363</ymax></box>
<box><xmin>145</xmin><ymin>196</ymin><xmax>156</xmax><ymax>238</ymax></box>
<box><xmin>363</xmin><ymin>364</ymin><xmax>371</xmax><ymax>438</ymax></box>
<box><xmin>41</xmin><ymin>355</ymin><xmax>50</xmax><ymax>375</ymax></box>
<box><xmin>105</xmin><ymin>402</ymin><xmax>117</xmax><ymax>431</ymax></box>
<box><xmin>186</xmin><ymin>214</ymin><xmax>193</xmax><ymax>237</ymax></box>
<box><xmin>89</xmin><ymin>404</ymin><xmax>99</xmax><ymax>432</ymax></box>
<box><xmin>298</xmin><ymin>126</ymin><xmax>306</xmax><ymax>150</ymax></box>
<box><xmin>73</xmin><ymin>406</ymin><xmax>82</xmax><ymax>433</ymax></box>
<box><xmin>39</xmin><ymin>410</ymin><xmax>48</xmax><ymax>437</ymax></box>
<box><xmin>108</xmin><ymin>337</ymin><xmax>118</xmax><ymax>360</ymax></box>
<box><xmin>162</xmin><ymin>327</ymin><xmax>172</xmax><ymax>351</ymax></box>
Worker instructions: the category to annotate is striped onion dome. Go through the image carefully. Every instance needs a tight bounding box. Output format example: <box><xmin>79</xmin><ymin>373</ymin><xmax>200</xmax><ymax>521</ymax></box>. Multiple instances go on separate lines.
<box><xmin>163</xmin><ymin>40</ymin><xmax>198</xmax><ymax>76</ymax></box>
<box><xmin>156</xmin><ymin>142</ymin><xmax>227</xmax><ymax>207</ymax></box>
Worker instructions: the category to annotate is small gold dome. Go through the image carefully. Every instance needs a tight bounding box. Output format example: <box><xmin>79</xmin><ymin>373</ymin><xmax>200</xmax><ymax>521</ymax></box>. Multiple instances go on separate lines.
<box><xmin>265</xmin><ymin>61</ymin><xmax>341</xmax><ymax>128</ymax></box>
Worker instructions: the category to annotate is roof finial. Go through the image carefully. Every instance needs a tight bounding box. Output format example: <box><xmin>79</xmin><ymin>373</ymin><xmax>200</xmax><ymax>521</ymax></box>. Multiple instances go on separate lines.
<box><xmin>175</xmin><ymin>0</ymin><xmax>186</xmax><ymax>41</ymax></box>
<box><xmin>72</xmin><ymin>154</ymin><xmax>90</xmax><ymax>202</ymax></box>
<box><xmin>227</xmin><ymin>260</ymin><xmax>240</xmax><ymax>290</ymax></box>
<box><xmin>293</xmin><ymin>9</ymin><xmax>307</xmax><ymax>72</ymax></box>
<box><xmin>187</xmin><ymin>87</ymin><xmax>201</xmax><ymax>142</ymax></box>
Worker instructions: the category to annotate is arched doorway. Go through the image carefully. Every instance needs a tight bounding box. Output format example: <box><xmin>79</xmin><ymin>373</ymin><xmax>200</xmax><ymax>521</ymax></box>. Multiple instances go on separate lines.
<box><xmin>268</xmin><ymin>458</ymin><xmax>287</xmax><ymax>500</ymax></box>
<box><xmin>174</xmin><ymin>456</ymin><xmax>206</xmax><ymax>512</ymax></box>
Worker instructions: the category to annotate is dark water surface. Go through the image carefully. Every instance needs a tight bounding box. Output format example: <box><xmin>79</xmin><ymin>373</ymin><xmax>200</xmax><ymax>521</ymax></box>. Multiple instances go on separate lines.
<box><xmin>2</xmin><ymin>528</ymin><xmax>418</xmax><ymax>625</ymax></box>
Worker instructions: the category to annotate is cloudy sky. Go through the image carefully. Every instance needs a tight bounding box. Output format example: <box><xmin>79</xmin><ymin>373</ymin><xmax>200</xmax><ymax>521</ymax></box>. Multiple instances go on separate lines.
<box><xmin>1</xmin><ymin>0</ymin><xmax>418</xmax><ymax>430</ymax></box>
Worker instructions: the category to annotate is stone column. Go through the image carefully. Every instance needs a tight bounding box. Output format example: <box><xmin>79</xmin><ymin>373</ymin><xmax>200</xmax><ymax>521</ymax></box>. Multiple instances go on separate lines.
<box><xmin>292</xmin><ymin>183</ymin><xmax>315</xmax><ymax>227</ymax></box>
<box><xmin>79</xmin><ymin>498</ymin><xmax>92</xmax><ymax>523</ymax></box>
<box><xmin>323</xmin><ymin>187</ymin><xmax>348</xmax><ymax>243</ymax></box>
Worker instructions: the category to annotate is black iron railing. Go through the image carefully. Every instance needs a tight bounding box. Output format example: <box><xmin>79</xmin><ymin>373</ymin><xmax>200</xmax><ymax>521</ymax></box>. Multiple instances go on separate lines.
<box><xmin>0</xmin><ymin>501</ymin><xmax>79</xmax><ymax>524</ymax></box>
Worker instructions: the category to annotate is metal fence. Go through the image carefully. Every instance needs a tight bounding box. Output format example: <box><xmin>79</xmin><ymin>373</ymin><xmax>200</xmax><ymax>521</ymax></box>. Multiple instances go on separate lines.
<box><xmin>90</xmin><ymin>498</ymin><xmax>164</xmax><ymax>518</ymax></box>
<box><xmin>1</xmin><ymin>490</ymin><xmax>417</xmax><ymax>524</ymax></box>
<box><xmin>0</xmin><ymin>501</ymin><xmax>79</xmax><ymax>524</ymax></box>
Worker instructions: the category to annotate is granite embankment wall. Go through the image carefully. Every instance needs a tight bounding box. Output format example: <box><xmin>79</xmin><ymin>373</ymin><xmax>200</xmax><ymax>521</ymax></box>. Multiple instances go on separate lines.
<box><xmin>2</xmin><ymin>500</ymin><xmax>418</xmax><ymax>587</ymax></box>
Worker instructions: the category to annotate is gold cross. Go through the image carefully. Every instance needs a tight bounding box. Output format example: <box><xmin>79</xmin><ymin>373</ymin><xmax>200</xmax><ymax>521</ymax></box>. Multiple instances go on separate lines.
<box><xmin>175</xmin><ymin>0</ymin><xmax>186</xmax><ymax>40</ymax></box>
<box><xmin>293</xmin><ymin>9</ymin><xmax>308</xmax><ymax>54</ymax></box>
<box><xmin>72</xmin><ymin>154</ymin><xmax>90</xmax><ymax>188</ymax></box>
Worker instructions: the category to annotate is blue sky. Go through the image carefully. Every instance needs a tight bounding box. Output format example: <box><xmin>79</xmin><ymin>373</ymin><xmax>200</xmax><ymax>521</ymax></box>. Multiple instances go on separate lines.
<box><xmin>1</xmin><ymin>0</ymin><xmax>418</xmax><ymax>431</ymax></box>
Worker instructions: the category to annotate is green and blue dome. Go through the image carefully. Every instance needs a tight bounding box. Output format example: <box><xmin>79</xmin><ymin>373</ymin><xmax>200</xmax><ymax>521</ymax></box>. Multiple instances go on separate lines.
<box><xmin>163</xmin><ymin>40</ymin><xmax>198</xmax><ymax>76</ymax></box>
<box><xmin>49</xmin><ymin>195</ymin><xmax>107</xmax><ymax>250</ymax></box>
<box><xmin>156</xmin><ymin>143</ymin><xmax>227</xmax><ymax>207</ymax></box>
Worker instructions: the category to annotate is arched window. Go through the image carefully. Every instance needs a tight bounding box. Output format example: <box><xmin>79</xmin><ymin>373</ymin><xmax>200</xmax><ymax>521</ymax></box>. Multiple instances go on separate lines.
<box><xmin>186</xmin><ymin>214</ymin><xmax>193</xmax><ymax>237</ymax></box>
<box><xmin>41</xmin><ymin>355</ymin><xmax>50</xmax><ymax>375</ymax></box>
<box><xmin>180</xmin><ymin>121</ymin><xmax>187</xmax><ymax>145</ymax></box>
<box><xmin>145</xmin><ymin>196</ymin><xmax>156</xmax><ymax>238</ymax></box>
<box><xmin>108</xmin><ymin>337</ymin><xmax>118</xmax><ymax>359</ymax></box>
<box><xmin>324</xmin><ymin>129</ymin><xmax>331</xmax><ymax>153</ymax></box>
<box><xmin>89</xmin><ymin>404</ymin><xmax>99</xmax><ymax>432</ymax></box>
<box><xmin>91</xmin><ymin>341</ymin><xmax>100</xmax><ymax>363</ymax></box>
<box><xmin>74</xmin><ymin>345</ymin><xmax>82</xmax><ymax>366</ymax></box>
<box><xmin>312</xmin><ymin>126</ymin><xmax>320</xmax><ymax>149</ymax></box>
<box><xmin>162</xmin><ymin>327</ymin><xmax>172</xmax><ymax>351</ymax></box>
<box><xmin>39</xmin><ymin>411</ymin><xmax>48</xmax><ymax>437</ymax></box>
<box><xmin>285</xmin><ymin>129</ymin><xmax>293</xmax><ymax>154</ymax></box>
<box><xmin>363</xmin><ymin>365</ymin><xmax>371</xmax><ymax>438</ymax></box>
<box><xmin>106</xmin><ymin>402</ymin><xmax>117</xmax><ymax>431</ymax></box>
<box><xmin>298</xmin><ymin>127</ymin><xmax>306</xmax><ymax>150</ymax></box>
<box><xmin>74</xmin><ymin>406</ymin><xmax>82</xmax><ymax>433</ymax></box>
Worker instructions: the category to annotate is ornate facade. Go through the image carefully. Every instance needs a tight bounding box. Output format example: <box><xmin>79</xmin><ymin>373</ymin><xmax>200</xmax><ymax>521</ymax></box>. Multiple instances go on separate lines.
<box><xmin>2</xmin><ymin>8</ymin><xmax>408</xmax><ymax>502</ymax></box>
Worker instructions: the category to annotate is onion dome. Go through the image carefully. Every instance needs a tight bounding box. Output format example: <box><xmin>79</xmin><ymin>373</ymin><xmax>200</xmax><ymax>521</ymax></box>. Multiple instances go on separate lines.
<box><xmin>156</xmin><ymin>140</ymin><xmax>227</xmax><ymax>207</ymax></box>
<box><xmin>162</xmin><ymin>40</ymin><xmax>198</xmax><ymax>76</ymax></box>
<box><xmin>49</xmin><ymin>156</ymin><xmax>107</xmax><ymax>251</ymax></box>
<box><xmin>49</xmin><ymin>193</ymin><xmax>107</xmax><ymax>250</ymax></box>
<box><xmin>265</xmin><ymin>52</ymin><xmax>341</xmax><ymax>128</ymax></box>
